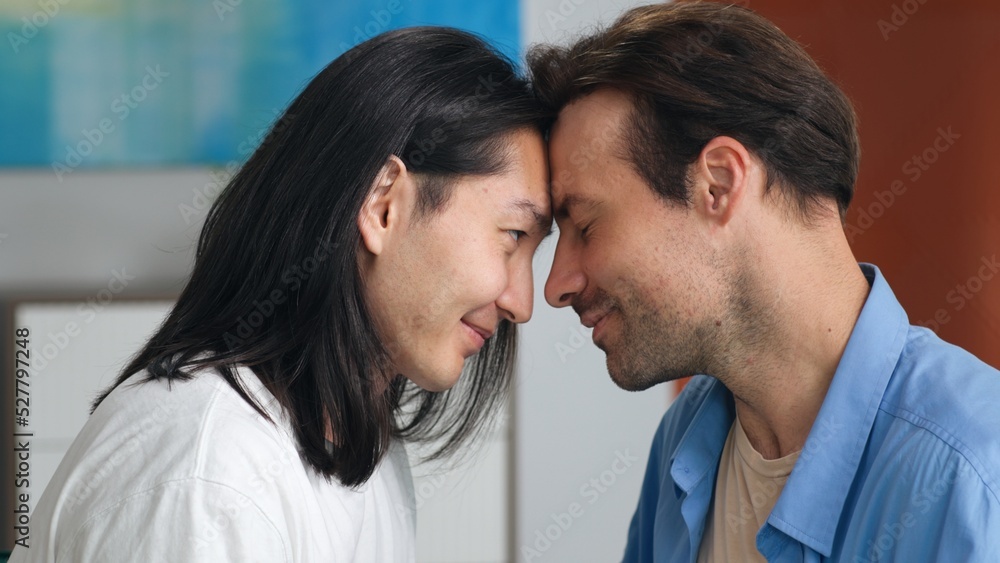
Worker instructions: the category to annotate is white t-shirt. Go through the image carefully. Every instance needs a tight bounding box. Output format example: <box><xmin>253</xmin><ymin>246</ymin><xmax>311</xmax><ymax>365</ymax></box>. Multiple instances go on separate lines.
<box><xmin>10</xmin><ymin>363</ymin><xmax>416</xmax><ymax>562</ymax></box>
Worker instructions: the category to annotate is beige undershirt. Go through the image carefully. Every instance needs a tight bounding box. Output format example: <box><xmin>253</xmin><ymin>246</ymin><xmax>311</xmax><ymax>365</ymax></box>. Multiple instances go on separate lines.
<box><xmin>697</xmin><ymin>415</ymin><xmax>800</xmax><ymax>563</ymax></box>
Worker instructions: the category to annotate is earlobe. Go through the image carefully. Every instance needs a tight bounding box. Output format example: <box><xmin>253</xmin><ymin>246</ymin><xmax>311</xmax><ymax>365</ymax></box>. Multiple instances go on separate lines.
<box><xmin>695</xmin><ymin>136</ymin><xmax>750</xmax><ymax>225</ymax></box>
<box><xmin>358</xmin><ymin>156</ymin><xmax>409</xmax><ymax>256</ymax></box>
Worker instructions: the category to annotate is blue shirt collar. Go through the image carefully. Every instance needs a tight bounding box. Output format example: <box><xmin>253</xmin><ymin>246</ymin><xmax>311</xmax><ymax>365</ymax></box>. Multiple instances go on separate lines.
<box><xmin>666</xmin><ymin>264</ymin><xmax>912</xmax><ymax>557</ymax></box>
<box><xmin>763</xmin><ymin>263</ymin><xmax>911</xmax><ymax>556</ymax></box>
<box><xmin>669</xmin><ymin>376</ymin><xmax>734</xmax><ymax>494</ymax></box>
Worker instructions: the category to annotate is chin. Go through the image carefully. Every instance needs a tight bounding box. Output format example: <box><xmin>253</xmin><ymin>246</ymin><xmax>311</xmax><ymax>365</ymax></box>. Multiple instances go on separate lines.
<box><xmin>606</xmin><ymin>355</ymin><xmax>666</xmax><ymax>392</ymax></box>
<box><xmin>420</xmin><ymin>377</ymin><xmax>459</xmax><ymax>393</ymax></box>
<box><xmin>407</xmin><ymin>362</ymin><xmax>464</xmax><ymax>392</ymax></box>
<box><xmin>608</xmin><ymin>370</ymin><xmax>663</xmax><ymax>392</ymax></box>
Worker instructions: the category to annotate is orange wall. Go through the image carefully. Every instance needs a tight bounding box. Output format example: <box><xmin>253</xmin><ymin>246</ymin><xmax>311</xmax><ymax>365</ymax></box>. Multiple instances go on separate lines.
<box><xmin>677</xmin><ymin>0</ymin><xmax>999</xmax><ymax>397</ymax></box>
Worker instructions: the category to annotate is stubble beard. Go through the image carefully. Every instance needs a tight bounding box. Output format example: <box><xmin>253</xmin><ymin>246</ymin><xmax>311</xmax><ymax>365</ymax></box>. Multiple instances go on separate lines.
<box><xmin>603</xmin><ymin>269</ymin><xmax>764</xmax><ymax>392</ymax></box>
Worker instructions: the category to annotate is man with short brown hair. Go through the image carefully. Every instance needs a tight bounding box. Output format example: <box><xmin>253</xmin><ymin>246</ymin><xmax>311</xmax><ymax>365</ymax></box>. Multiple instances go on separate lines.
<box><xmin>530</xmin><ymin>2</ymin><xmax>1000</xmax><ymax>561</ymax></box>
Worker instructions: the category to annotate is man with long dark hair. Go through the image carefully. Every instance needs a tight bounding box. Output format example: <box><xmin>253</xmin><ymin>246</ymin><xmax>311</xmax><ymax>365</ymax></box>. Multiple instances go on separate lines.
<box><xmin>530</xmin><ymin>2</ymin><xmax>1000</xmax><ymax>561</ymax></box>
<box><xmin>13</xmin><ymin>27</ymin><xmax>551</xmax><ymax>562</ymax></box>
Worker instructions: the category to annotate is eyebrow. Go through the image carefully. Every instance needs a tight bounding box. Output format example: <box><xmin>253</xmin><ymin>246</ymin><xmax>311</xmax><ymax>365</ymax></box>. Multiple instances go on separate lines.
<box><xmin>553</xmin><ymin>194</ymin><xmax>601</xmax><ymax>220</ymax></box>
<box><xmin>509</xmin><ymin>198</ymin><xmax>554</xmax><ymax>239</ymax></box>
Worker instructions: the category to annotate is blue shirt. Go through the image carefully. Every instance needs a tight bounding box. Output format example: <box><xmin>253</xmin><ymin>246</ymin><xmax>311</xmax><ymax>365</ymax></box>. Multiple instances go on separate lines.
<box><xmin>623</xmin><ymin>264</ymin><xmax>1000</xmax><ymax>562</ymax></box>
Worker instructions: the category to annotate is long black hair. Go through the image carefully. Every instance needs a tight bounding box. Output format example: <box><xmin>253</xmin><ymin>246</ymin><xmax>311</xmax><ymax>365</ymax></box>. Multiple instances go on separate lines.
<box><xmin>94</xmin><ymin>27</ymin><xmax>549</xmax><ymax>487</ymax></box>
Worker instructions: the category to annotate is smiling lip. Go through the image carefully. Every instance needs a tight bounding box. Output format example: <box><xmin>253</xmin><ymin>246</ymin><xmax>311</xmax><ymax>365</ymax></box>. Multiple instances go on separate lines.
<box><xmin>580</xmin><ymin>309</ymin><xmax>613</xmax><ymax>344</ymax></box>
<box><xmin>580</xmin><ymin>310</ymin><xmax>610</xmax><ymax>329</ymax></box>
<box><xmin>592</xmin><ymin>313</ymin><xmax>611</xmax><ymax>343</ymax></box>
<box><xmin>461</xmin><ymin>321</ymin><xmax>493</xmax><ymax>349</ymax></box>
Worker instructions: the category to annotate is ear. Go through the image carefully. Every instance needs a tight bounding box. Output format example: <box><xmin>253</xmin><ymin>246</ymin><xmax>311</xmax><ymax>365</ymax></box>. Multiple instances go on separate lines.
<box><xmin>358</xmin><ymin>155</ymin><xmax>415</xmax><ymax>256</ymax></box>
<box><xmin>689</xmin><ymin>136</ymin><xmax>751</xmax><ymax>227</ymax></box>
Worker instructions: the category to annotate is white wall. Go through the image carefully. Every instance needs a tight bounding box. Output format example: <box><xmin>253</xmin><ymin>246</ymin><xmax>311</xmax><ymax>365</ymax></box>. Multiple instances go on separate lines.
<box><xmin>513</xmin><ymin>243</ymin><xmax>671</xmax><ymax>563</ymax></box>
<box><xmin>11</xmin><ymin>300</ymin><xmax>176</xmax><ymax>524</ymax></box>
<box><xmin>0</xmin><ymin>168</ymin><xmax>210</xmax><ymax>294</ymax></box>
<box><xmin>522</xmin><ymin>0</ymin><xmax>651</xmax><ymax>47</ymax></box>
<box><xmin>516</xmin><ymin>2</ymin><xmax>672</xmax><ymax>562</ymax></box>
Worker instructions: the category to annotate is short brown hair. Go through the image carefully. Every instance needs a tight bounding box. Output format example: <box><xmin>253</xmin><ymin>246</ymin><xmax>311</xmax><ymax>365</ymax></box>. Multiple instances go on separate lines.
<box><xmin>528</xmin><ymin>1</ymin><xmax>860</xmax><ymax>220</ymax></box>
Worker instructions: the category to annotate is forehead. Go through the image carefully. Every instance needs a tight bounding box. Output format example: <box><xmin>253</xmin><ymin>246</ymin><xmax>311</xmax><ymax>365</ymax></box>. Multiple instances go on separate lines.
<box><xmin>502</xmin><ymin>129</ymin><xmax>550</xmax><ymax>211</ymax></box>
<box><xmin>448</xmin><ymin>129</ymin><xmax>550</xmax><ymax>217</ymax></box>
<box><xmin>549</xmin><ymin>89</ymin><xmax>633</xmax><ymax>201</ymax></box>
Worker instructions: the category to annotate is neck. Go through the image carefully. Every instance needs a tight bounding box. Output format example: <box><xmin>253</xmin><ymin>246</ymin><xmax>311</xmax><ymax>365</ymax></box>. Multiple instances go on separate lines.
<box><xmin>716</xmin><ymin>221</ymin><xmax>870</xmax><ymax>459</ymax></box>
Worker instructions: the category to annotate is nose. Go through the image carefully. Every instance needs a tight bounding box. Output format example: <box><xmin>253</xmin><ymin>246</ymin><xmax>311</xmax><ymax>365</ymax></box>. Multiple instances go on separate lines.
<box><xmin>544</xmin><ymin>232</ymin><xmax>586</xmax><ymax>308</ymax></box>
<box><xmin>496</xmin><ymin>255</ymin><xmax>535</xmax><ymax>323</ymax></box>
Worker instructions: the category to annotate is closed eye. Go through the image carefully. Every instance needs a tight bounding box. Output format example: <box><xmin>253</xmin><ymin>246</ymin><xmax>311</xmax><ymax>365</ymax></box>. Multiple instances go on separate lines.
<box><xmin>508</xmin><ymin>230</ymin><xmax>528</xmax><ymax>243</ymax></box>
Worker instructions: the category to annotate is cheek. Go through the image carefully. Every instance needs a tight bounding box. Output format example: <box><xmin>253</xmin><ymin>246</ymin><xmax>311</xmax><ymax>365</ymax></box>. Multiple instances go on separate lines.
<box><xmin>465</xmin><ymin>264</ymin><xmax>509</xmax><ymax>307</ymax></box>
<box><xmin>592</xmin><ymin>236</ymin><xmax>668</xmax><ymax>303</ymax></box>
<box><xmin>453</xmin><ymin>240</ymin><xmax>511</xmax><ymax>300</ymax></box>
<box><xmin>414</xmin><ymin>260</ymin><xmax>502</xmax><ymax>333</ymax></box>
<box><xmin>583</xmin><ymin>232</ymin><xmax>637</xmax><ymax>286</ymax></box>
